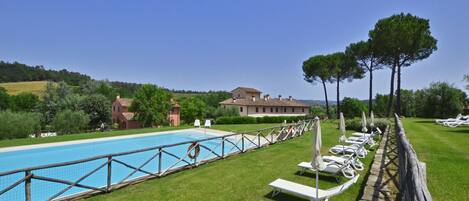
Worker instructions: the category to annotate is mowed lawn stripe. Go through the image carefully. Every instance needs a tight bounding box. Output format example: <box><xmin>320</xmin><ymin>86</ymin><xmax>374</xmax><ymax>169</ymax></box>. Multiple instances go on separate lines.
<box><xmin>402</xmin><ymin>118</ymin><xmax>469</xmax><ymax>200</ymax></box>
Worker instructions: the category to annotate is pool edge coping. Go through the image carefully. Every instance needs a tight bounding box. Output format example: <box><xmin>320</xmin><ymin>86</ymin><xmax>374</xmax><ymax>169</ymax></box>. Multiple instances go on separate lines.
<box><xmin>0</xmin><ymin>128</ymin><xmax>234</xmax><ymax>153</ymax></box>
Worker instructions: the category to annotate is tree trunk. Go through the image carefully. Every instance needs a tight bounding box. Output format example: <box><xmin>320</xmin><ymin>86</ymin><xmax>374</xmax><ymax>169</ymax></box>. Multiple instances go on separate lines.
<box><xmin>322</xmin><ymin>80</ymin><xmax>330</xmax><ymax>119</ymax></box>
<box><xmin>368</xmin><ymin>69</ymin><xmax>373</xmax><ymax>116</ymax></box>
<box><xmin>396</xmin><ymin>64</ymin><xmax>402</xmax><ymax>116</ymax></box>
<box><xmin>336</xmin><ymin>76</ymin><xmax>340</xmax><ymax>119</ymax></box>
<box><xmin>386</xmin><ymin>65</ymin><xmax>396</xmax><ymax>117</ymax></box>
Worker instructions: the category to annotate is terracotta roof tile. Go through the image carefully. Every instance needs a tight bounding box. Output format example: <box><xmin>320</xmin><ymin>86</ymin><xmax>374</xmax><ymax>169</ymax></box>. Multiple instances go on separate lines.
<box><xmin>231</xmin><ymin>87</ymin><xmax>261</xmax><ymax>93</ymax></box>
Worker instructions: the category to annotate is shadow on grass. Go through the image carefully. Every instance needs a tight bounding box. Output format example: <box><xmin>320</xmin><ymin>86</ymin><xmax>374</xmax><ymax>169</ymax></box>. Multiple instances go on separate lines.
<box><xmin>447</xmin><ymin>129</ymin><xmax>469</xmax><ymax>134</ymax></box>
<box><xmin>263</xmin><ymin>191</ymin><xmax>308</xmax><ymax>201</ymax></box>
<box><xmin>294</xmin><ymin>171</ymin><xmax>339</xmax><ymax>183</ymax></box>
<box><xmin>412</xmin><ymin>120</ymin><xmax>434</xmax><ymax>124</ymax></box>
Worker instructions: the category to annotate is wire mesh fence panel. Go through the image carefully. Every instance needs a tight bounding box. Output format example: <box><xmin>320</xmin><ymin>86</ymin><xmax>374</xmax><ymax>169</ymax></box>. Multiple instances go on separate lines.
<box><xmin>0</xmin><ymin>172</ymin><xmax>25</xmax><ymax>201</ymax></box>
<box><xmin>0</xmin><ymin>120</ymin><xmax>312</xmax><ymax>200</ymax></box>
<box><xmin>31</xmin><ymin>158</ymin><xmax>108</xmax><ymax>200</ymax></box>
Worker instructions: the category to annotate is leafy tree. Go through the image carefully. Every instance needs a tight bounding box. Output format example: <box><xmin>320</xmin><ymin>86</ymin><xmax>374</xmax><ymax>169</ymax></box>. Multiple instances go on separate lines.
<box><xmin>180</xmin><ymin>97</ymin><xmax>207</xmax><ymax>123</ymax></box>
<box><xmin>0</xmin><ymin>86</ymin><xmax>10</xmax><ymax>110</ymax></box>
<box><xmin>464</xmin><ymin>74</ymin><xmax>469</xmax><ymax>90</ymax></box>
<box><xmin>346</xmin><ymin>40</ymin><xmax>383</xmax><ymax>115</ymax></box>
<box><xmin>130</xmin><ymin>84</ymin><xmax>172</xmax><ymax>127</ymax></box>
<box><xmin>80</xmin><ymin>94</ymin><xmax>111</xmax><ymax>128</ymax></box>
<box><xmin>341</xmin><ymin>97</ymin><xmax>367</xmax><ymax>118</ymax></box>
<box><xmin>329</xmin><ymin>52</ymin><xmax>365</xmax><ymax>119</ymax></box>
<box><xmin>0</xmin><ymin>111</ymin><xmax>41</xmax><ymax>139</ymax></box>
<box><xmin>210</xmin><ymin>106</ymin><xmax>239</xmax><ymax>118</ymax></box>
<box><xmin>310</xmin><ymin>106</ymin><xmax>327</xmax><ymax>118</ymax></box>
<box><xmin>80</xmin><ymin>80</ymin><xmax>117</xmax><ymax>101</ymax></box>
<box><xmin>39</xmin><ymin>81</ymin><xmax>58</xmax><ymax>125</ymax></box>
<box><xmin>303</xmin><ymin>55</ymin><xmax>333</xmax><ymax>118</ymax></box>
<box><xmin>370</xmin><ymin>13</ymin><xmax>437</xmax><ymax>116</ymax></box>
<box><xmin>52</xmin><ymin>110</ymin><xmax>90</xmax><ymax>134</ymax></box>
<box><xmin>11</xmin><ymin>92</ymin><xmax>39</xmax><ymax>112</ymax></box>
<box><xmin>415</xmin><ymin>82</ymin><xmax>466</xmax><ymax>118</ymax></box>
<box><xmin>399</xmin><ymin>89</ymin><xmax>416</xmax><ymax>117</ymax></box>
<box><xmin>373</xmin><ymin>94</ymin><xmax>391</xmax><ymax>116</ymax></box>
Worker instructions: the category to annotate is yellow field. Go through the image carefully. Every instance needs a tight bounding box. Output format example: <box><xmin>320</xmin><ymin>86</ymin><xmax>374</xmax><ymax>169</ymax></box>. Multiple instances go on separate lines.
<box><xmin>0</xmin><ymin>81</ymin><xmax>49</xmax><ymax>96</ymax></box>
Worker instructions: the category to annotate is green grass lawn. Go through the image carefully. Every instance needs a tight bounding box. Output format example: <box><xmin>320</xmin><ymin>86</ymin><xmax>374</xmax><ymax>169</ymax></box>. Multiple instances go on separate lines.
<box><xmin>85</xmin><ymin>121</ymin><xmax>376</xmax><ymax>201</ymax></box>
<box><xmin>211</xmin><ymin>123</ymin><xmax>280</xmax><ymax>133</ymax></box>
<box><xmin>402</xmin><ymin>118</ymin><xmax>469</xmax><ymax>201</ymax></box>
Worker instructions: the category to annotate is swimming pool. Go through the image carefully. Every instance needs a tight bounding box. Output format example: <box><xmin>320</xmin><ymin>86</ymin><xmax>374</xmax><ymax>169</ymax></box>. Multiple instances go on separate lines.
<box><xmin>0</xmin><ymin>129</ymin><xmax>256</xmax><ymax>201</ymax></box>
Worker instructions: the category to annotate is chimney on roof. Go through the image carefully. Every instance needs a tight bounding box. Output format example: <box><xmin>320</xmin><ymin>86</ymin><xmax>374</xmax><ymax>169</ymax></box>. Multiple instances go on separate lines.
<box><xmin>288</xmin><ymin>96</ymin><xmax>293</xmax><ymax>101</ymax></box>
<box><xmin>116</xmin><ymin>95</ymin><xmax>120</xmax><ymax>100</ymax></box>
<box><xmin>278</xmin><ymin>95</ymin><xmax>282</xmax><ymax>100</ymax></box>
<box><xmin>233</xmin><ymin>98</ymin><xmax>237</xmax><ymax>103</ymax></box>
<box><xmin>263</xmin><ymin>94</ymin><xmax>270</xmax><ymax>101</ymax></box>
<box><xmin>252</xmin><ymin>96</ymin><xmax>256</xmax><ymax>102</ymax></box>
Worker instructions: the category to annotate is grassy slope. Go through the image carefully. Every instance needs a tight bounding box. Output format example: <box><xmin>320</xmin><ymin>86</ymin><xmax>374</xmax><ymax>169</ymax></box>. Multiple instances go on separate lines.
<box><xmin>86</xmin><ymin>121</ymin><xmax>376</xmax><ymax>201</ymax></box>
<box><xmin>0</xmin><ymin>81</ymin><xmax>49</xmax><ymax>96</ymax></box>
<box><xmin>402</xmin><ymin>118</ymin><xmax>469</xmax><ymax>201</ymax></box>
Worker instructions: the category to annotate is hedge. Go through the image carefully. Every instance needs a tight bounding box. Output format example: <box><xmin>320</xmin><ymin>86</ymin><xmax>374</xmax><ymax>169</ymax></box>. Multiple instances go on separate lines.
<box><xmin>345</xmin><ymin>118</ymin><xmax>390</xmax><ymax>132</ymax></box>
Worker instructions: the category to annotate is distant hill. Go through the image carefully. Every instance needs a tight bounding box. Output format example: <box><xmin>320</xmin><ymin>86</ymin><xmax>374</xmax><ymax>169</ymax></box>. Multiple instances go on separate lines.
<box><xmin>0</xmin><ymin>61</ymin><xmax>91</xmax><ymax>85</ymax></box>
<box><xmin>0</xmin><ymin>61</ymin><xmax>230</xmax><ymax>98</ymax></box>
<box><xmin>298</xmin><ymin>100</ymin><xmax>337</xmax><ymax>106</ymax></box>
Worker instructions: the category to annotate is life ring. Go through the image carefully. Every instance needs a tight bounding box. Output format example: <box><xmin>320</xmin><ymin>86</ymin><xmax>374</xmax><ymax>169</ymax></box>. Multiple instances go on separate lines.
<box><xmin>188</xmin><ymin>142</ymin><xmax>200</xmax><ymax>159</ymax></box>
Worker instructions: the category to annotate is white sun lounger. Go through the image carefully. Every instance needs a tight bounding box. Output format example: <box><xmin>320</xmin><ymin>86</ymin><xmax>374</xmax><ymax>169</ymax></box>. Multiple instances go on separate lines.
<box><xmin>298</xmin><ymin>161</ymin><xmax>356</xmax><ymax>179</ymax></box>
<box><xmin>444</xmin><ymin>119</ymin><xmax>469</xmax><ymax>127</ymax></box>
<box><xmin>435</xmin><ymin>114</ymin><xmax>466</xmax><ymax>124</ymax></box>
<box><xmin>322</xmin><ymin>155</ymin><xmax>364</xmax><ymax>171</ymax></box>
<box><xmin>329</xmin><ymin>143</ymin><xmax>368</xmax><ymax>158</ymax></box>
<box><xmin>204</xmin><ymin>119</ymin><xmax>211</xmax><ymax>128</ymax></box>
<box><xmin>194</xmin><ymin>119</ymin><xmax>201</xmax><ymax>127</ymax></box>
<box><xmin>269</xmin><ymin>174</ymin><xmax>359</xmax><ymax>201</ymax></box>
<box><xmin>352</xmin><ymin>127</ymin><xmax>382</xmax><ymax>137</ymax></box>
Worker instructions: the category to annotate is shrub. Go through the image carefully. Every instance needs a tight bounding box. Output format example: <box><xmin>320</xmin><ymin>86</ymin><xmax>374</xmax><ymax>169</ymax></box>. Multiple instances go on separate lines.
<box><xmin>52</xmin><ymin>110</ymin><xmax>90</xmax><ymax>135</ymax></box>
<box><xmin>345</xmin><ymin>118</ymin><xmax>390</xmax><ymax>132</ymax></box>
<box><xmin>341</xmin><ymin>97</ymin><xmax>367</xmax><ymax>118</ymax></box>
<box><xmin>11</xmin><ymin>92</ymin><xmax>39</xmax><ymax>112</ymax></box>
<box><xmin>0</xmin><ymin>111</ymin><xmax>41</xmax><ymax>139</ymax></box>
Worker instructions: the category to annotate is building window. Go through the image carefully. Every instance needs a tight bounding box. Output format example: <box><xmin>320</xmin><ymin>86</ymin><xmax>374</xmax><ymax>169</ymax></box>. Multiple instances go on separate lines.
<box><xmin>284</xmin><ymin>108</ymin><xmax>286</xmax><ymax>112</ymax></box>
<box><xmin>240</xmin><ymin>107</ymin><xmax>243</xmax><ymax>112</ymax></box>
<box><xmin>270</xmin><ymin>108</ymin><xmax>273</xmax><ymax>113</ymax></box>
<box><xmin>256</xmin><ymin>107</ymin><xmax>259</xmax><ymax>113</ymax></box>
<box><xmin>276</xmin><ymin>107</ymin><xmax>279</xmax><ymax>113</ymax></box>
<box><xmin>292</xmin><ymin>108</ymin><xmax>295</xmax><ymax>112</ymax></box>
<box><xmin>302</xmin><ymin>108</ymin><xmax>305</xmax><ymax>112</ymax></box>
<box><xmin>118</xmin><ymin>106</ymin><xmax>120</xmax><ymax>112</ymax></box>
<box><xmin>262</xmin><ymin>107</ymin><xmax>266</xmax><ymax>113</ymax></box>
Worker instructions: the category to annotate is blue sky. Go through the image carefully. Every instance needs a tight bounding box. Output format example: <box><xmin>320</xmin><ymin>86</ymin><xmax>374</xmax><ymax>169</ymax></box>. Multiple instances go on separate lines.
<box><xmin>1</xmin><ymin>0</ymin><xmax>468</xmax><ymax>99</ymax></box>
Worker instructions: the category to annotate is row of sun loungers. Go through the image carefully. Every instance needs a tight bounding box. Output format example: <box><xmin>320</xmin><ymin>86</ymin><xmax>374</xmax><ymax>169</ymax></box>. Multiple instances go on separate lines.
<box><xmin>269</xmin><ymin>114</ymin><xmax>379</xmax><ymax>200</ymax></box>
<box><xmin>435</xmin><ymin>114</ymin><xmax>469</xmax><ymax>127</ymax></box>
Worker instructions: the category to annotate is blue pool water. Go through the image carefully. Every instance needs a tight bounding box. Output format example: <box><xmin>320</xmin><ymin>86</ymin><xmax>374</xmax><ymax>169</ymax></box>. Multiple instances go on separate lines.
<box><xmin>0</xmin><ymin>130</ymin><xmax>254</xmax><ymax>201</ymax></box>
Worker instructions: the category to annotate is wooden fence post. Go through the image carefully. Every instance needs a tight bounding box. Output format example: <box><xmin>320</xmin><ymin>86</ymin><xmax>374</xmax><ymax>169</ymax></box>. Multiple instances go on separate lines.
<box><xmin>25</xmin><ymin>171</ymin><xmax>31</xmax><ymax>201</ymax></box>
<box><xmin>221</xmin><ymin>137</ymin><xmax>225</xmax><ymax>158</ymax></box>
<box><xmin>107</xmin><ymin>156</ymin><xmax>112</xmax><ymax>192</ymax></box>
<box><xmin>158</xmin><ymin>148</ymin><xmax>162</xmax><ymax>175</ymax></box>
